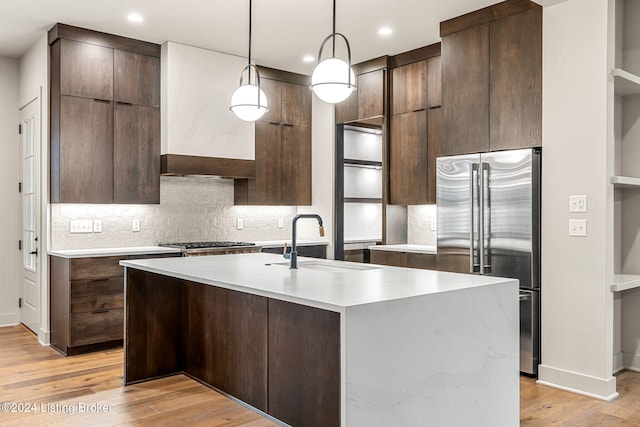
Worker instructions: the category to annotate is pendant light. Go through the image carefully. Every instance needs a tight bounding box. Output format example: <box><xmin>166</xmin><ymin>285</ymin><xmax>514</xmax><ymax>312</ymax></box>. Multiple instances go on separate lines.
<box><xmin>310</xmin><ymin>0</ymin><xmax>356</xmax><ymax>104</ymax></box>
<box><xmin>230</xmin><ymin>0</ymin><xmax>268</xmax><ymax>121</ymax></box>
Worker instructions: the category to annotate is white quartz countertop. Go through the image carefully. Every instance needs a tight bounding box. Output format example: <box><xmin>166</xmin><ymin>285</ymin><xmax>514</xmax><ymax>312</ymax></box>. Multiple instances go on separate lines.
<box><xmin>49</xmin><ymin>246</ymin><xmax>182</xmax><ymax>258</ymax></box>
<box><xmin>254</xmin><ymin>240</ymin><xmax>329</xmax><ymax>248</ymax></box>
<box><xmin>368</xmin><ymin>244</ymin><xmax>437</xmax><ymax>254</ymax></box>
<box><xmin>120</xmin><ymin>253</ymin><xmax>515</xmax><ymax>311</ymax></box>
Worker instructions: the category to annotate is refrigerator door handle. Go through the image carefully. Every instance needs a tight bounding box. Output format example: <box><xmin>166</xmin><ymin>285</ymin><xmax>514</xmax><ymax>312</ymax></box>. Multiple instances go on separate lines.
<box><xmin>470</xmin><ymin>163</ymin><xmax>480</xmax><ymax>273</ymax></box>
<box><xmin>481</xmin><ymin>162</ymin><xmax>492</xmax><ymax>274</ymax></box>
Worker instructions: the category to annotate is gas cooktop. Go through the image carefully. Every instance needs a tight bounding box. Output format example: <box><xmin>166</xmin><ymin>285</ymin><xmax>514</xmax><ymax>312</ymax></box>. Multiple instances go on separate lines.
<box><xmin>160</xmin><ymin>241</ymin><xmax>256</xmax><ymax>250</ymax></box>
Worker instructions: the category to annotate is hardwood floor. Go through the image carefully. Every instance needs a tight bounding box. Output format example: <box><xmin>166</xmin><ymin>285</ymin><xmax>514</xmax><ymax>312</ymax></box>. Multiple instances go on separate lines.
<box><xmin>0</xmin><ymin>325</ymin><xmax>278</xmax><ymax>426</ymax></box>
<box><xmin>4</xmin><ymin>324</ymin><xmax>640</xmax><ymax>426</ymax></box>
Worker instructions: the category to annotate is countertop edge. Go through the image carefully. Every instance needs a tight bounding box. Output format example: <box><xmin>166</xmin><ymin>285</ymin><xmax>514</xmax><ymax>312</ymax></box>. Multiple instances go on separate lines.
<box><xmin>49</xmin><ymin>246</ymin><xmax>183</xmax><ymax>258</ymax></box>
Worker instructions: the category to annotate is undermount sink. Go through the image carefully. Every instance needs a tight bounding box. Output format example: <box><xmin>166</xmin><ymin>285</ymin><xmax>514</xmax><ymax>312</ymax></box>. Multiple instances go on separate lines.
<box><xmin>270</xmin><ymin>260</ymin><xmax>380</xmax><ymax>273</ymax></box>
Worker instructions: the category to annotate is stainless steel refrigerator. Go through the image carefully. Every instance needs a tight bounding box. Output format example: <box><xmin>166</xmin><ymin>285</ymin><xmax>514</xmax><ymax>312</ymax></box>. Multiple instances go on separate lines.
<box><xmin>436</xmin><ymin>148</ymin><xmax>541</xmax><ymax>376</ymax></box>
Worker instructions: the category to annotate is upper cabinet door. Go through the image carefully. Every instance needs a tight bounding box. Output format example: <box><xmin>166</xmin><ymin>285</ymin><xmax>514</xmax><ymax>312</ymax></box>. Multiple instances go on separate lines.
<box><xmin>60</xmin><ymin>39</ymin><xmax>113</xmax><ymax>100</ymax></box>
<box><xmin>281</xmin><ymin>125</ymin><xmax>312</xmax><ymax>205</ymax></box>
<box><xmin>427</xmin><ymin>56</ymin><xmax>442</xmax><ymax>108</ymax></box>
<box><xmin>442</xmin><ymin>24</ymin><xmax>490</xmax><ymax>156</ymax></box>
<box><xmin>257</xmin><ymin>78</ymin><xmax>282</xmax><ymax>124</ymax></box>
<box><xmin>392</xmin><ymin>61</ymin><xmax>427</xmax><ymax>115</ymax></box>
<box><xmin>114</xmin><ymin>50</ymin><xmax>160</xmax><ymax>107</ymax></box>
<box><xmin>334</xmin><ymin>82</ymin><xmax>358</xmax><ymax>124</ymax></box>
<box><xmin>358</xmin><ymin>69</ymin><xmax>385</xmax><ymax>120</ymax></box>
<box><xmin>59</xmin><ymin>96</ymin><xmax>114</xmax><ymax>203</ymax></box>
<box><xmin>389</xmin><ymin>111</ymin><xmax>428</xmax><ymax>205</ymax></box>
<box><xmin>489</xmin><ymin>8</ymin><xmax>542</xmax><ymax>151</ymax></box>
<box><xmin>114</xmin><ymin>104</ymin><xmax>160</xmax><ymax>204</ymax></box>
<box><xmin>282</xmin><ymin>82</ymin><xmax>311</xmax><ymax>127</ymax></box>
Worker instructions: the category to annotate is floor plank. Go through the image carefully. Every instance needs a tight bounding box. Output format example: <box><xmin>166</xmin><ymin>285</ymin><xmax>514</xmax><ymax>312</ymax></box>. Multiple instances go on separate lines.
<box><xmin>0</xmin><ymin>325</ymin><xmax>277</xmax><ymax>427</ymax></box>
<box><xmin>5</xmin><ymin>325</ymin><xmax>640</xmax><ymax>426</ymax></box>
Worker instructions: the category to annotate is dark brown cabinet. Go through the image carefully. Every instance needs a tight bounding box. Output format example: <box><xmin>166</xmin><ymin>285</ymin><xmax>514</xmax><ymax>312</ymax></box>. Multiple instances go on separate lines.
<box><xmin>50</xmin><ymin>24</ymin><xmax>161</xmax><ymax>204</ymax></box>
<box><xmin>335</xmin><ymin>68</ymin><xmax>385</xmax><ymax>123</ymax></box>
<box><xmin>427</xmin><ymin>107</ymin><xmax>442</xmax><ymax>204</ymax></box>
<box><xmin>114</xmin><ymin>104</ymin><xmax>160</xmax><ymax>204</ymax></box>
<box><xmin>58</xmin><ymin>96</ymin><xmax>114</xmax><ymax>203</ymax></box>
<box><xmin>59</xmin><ymin>39</ymin><xmax>113</xmax><ymax>100</ymax></box>
<box><xmin>390</xmin><ymin>111</ymin><xmax>428</xmax><ymax>205</ymax></box>
<box><xmin>50</xmin><ymin>255</ymin><xmax>125</xmax><ymax>356</ymax></box>
<box><xmin>389</xmin><ymin>54</ymin><xmax>441</xmax><ymax>205</ymax></box>
<box><xmin>235</xmin><ymin>73</ymin><xmax>312</xmax><ymax>206</ymax></box>
<box><xmin>370</xmin><ymin>249</ymin><xmax>437</xmax><ymax>270</ymax></box>
<box><xmin>441</xmin><ymin>2</ymin><xmax>541</xmax><ymax>156</ymax></box>
<box><xmin>441</xmin><ymin>24</ymin><xmax>490</xmax><ymax>156</ymax></box>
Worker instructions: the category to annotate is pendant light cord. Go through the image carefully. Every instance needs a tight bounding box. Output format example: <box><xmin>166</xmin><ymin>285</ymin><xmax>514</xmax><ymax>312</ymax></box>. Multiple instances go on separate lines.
<box><xmin>332</xmin><ymin>0</ymin><xmax>336</xmax><ymax>57</ymax></box>
<box><xmin>248</xmin><ymin>0</ymin><xmax>253</xmax><ymax>84</ymax></box>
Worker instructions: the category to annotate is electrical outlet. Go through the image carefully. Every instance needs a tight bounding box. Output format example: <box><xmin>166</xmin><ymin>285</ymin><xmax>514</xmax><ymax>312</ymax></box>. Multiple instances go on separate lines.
<box><xmin>70</xmin><ymin>219</ymin><xmax>93</xmax><ymax>234</ymax></box>
<box><xmin>278</xmin><ymin>217</ymin><xmax>285</xmax><ymax>229</ymax></box>
<box><xmin>569</xmin><ymin>219</ymin><xmax>587</xmax><ymax>237</ymax></box>
<box><xmin>93</xmin><ymin>219</ymin><xmax>102</xmax><ymax>233</ymax></box>
<box><xmin>237</xmin><ymin>218</ymin><xmax>244</xmax><ymax>230</ymax></box>
<box><xmin>569</xmin><ymin>195</ymin><xmax>587</xmax><ymax>213</ymax></box>
<box><xmin>132</xmin><ymin>219</ymin><xmax>141</xmax><ymax>232</ymax></box>
<box><xmin>430</xmin><ymin>220</ymin><xmax>437</xmax><ymax>231</ymax></box>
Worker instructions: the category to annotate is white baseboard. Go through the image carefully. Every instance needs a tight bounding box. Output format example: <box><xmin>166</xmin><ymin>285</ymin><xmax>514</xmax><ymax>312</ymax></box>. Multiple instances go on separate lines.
<box><xmin>613</xmin><ymin>352</ymin><xmax>625</xmax><ymax>374</ymax></box>
<box><xmin>0</xmin><ymin>313</ymin><xmax>19</xmax><ymax>328</ymax></box>
<box><xmin>38</xmin><ymin>328</ymin><xmax>50</xmax><ymax>346</ymax></box>
<box><xmin>537</xmin><ymin>364</ymin><xmax>618</xmax><ymax>401</ymax></box>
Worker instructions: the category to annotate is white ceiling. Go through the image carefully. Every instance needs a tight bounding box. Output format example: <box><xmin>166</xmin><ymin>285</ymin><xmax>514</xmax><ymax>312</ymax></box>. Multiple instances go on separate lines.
<box><xmin>2</xmin><ymin>0</ymin><xmax>508</xmax><ymax>74</ymax></box>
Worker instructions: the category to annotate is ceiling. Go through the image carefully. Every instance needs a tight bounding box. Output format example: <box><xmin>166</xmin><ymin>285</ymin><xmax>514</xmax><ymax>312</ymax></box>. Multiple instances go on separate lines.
<box><xmin>2</xmin><ymin>0</ymin><xmax>514</xmax><ymax>74</ymax></box>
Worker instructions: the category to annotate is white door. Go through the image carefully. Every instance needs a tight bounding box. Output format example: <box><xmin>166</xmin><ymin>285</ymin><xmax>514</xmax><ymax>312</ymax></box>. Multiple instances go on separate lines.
<box><xmin>19</xmin><ymin>98</ymin><xmax>40</xmax><ymax>333</ymax></box>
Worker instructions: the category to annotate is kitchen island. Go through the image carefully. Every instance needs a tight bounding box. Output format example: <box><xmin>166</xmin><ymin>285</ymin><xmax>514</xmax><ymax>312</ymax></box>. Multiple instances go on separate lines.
<box><xmin>120</xmin><ymin>253</ymin><xmax>519</xmax><ymax>427</ymax></box>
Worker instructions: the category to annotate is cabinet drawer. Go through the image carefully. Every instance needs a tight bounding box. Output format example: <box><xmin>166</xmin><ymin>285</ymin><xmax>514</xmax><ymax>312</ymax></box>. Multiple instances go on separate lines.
<box><xmin>70</xmin><ymin>309</ymin><xmax>123</xmax><ymax>347</ymax></box>
<box><xmin>70</xmin><ymin>278</ymin><xmax>124</xmax><ymax>314</ymax></box>
<box><xmin>69</xmin><ymin>256</ymin><xmax>124</xmax><ymax>280</ymax></box>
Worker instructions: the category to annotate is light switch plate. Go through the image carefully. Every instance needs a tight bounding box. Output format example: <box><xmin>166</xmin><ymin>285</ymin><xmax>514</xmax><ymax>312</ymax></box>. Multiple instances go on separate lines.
<box><xmin>132</xmin><ymin>219</ymin><xmax>141</xmax><ymax>232</ymax></box>
<box><xmin>569</xmin><ymin>219</ymin><xmax>587</xmax><ymax>236</ymax></box>
<box><xmin>278</xmin><ymin>218</ymin><xmax>284</xmax><ymax>229</ymax></box>
<box><xmin>237</xmin><ymin>218</ymin><xmax>244</xmax><ymax>230</ymax></box>
<box><xmin>569</xmin><ymin>195</ymin><xmax>587</xmax><ymax>213</ymax></box>
<box><xmin>70</xmin><ymin>219</ymin><xmax>93</xmax><ymax>234</ymax></box>
<box><xmin>93</xmin><ymin>219</ymin><xmax>102</xmax><ymax>233</ymax></box>
<box><xmin>430</xmin><ymin>220</ymin><xmax>437</xmax><ymax>231</ymax></box>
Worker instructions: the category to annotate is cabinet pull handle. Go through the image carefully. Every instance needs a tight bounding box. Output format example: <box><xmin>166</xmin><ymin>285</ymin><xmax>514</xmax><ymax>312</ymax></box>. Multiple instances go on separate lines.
<box><xmin>268</xmin><ymin>121</ymin><xmax>280</xmax><ymax>126</ymax></box>
<box><xmin>93</xmin><ymin>98</ymin><xmax>111</xmax><ymax>103</ymax></box>
<box><xmin>283</xmin><ymin>123</ymin><xmax>294</xmax><ymax>127</ymax></box>
<box><xmin>90</xmin><ymin>278</ymin><xmax>110</xmax><ymax>282</ymax></box>
<box><xmin>116</xmin><ymin>101</ymin><xmax>133</xmax><ymax>106</ymax></box>
<box><xmin>92</xmin><ymin>309</ymin><xmax>109</xmax><ymax>314</ymax></box>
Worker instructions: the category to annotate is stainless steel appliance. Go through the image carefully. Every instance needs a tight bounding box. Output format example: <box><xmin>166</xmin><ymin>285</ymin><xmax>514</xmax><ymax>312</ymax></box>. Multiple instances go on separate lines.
<box><xmin>159</xmin><ymin>241</ymin><xmax>261</xmax><ymax>257</ymax></box>
<box><xmin>436</xmin><ymin>148</ymin><xmax>540</xmax><ymax>375</ymax></box>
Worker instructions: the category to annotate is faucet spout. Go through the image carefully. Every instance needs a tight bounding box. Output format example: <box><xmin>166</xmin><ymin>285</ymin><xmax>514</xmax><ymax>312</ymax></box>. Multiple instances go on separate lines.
<box><xmin>290</xmin><ymin>214</ymin><xmax>324</xmax><ymax>269</ymax></box>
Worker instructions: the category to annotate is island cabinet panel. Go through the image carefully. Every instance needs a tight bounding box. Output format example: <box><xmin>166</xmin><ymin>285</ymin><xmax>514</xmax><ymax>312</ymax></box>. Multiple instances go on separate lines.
<box><xmin>124</xmin><ymin>270</ymin><xmax>186</xmax><ymax>383</ymax></box>
<box><xmin>185</xmin><ymin>283</ymin><xmax>268</xmax><ymax>411</ymax></box>
<box><xmin>441</xmin><ymin>24</ymin><xmax>490</xmax><ymax>156</ymax></box>
<box><xmin>268</xmin><ymin>299</ymin><xmax>340</xmax><ymax>427</ymax></box>
<box><xmin>114</xmin><ymin>104</ymin><xmax>161</xmax><ymax>204</ymax></box>
<box><xmin>114</xmin><ymin>49</ymin><xmax>160</xmax><ymax>108</ymax></box>
<box><xmin>489</xmin><ymin>7</ymin><xmax>542</xmax><ymax>151</ymax></box>
<box><xmin>59</xmin><ymin>39</ymin><xmax>113</xmax><ymax>100</ymax></box>
<box><xmin>59</xmin><ymin>95</ymin><xmax>114</xmax><ymax>203</ymax></box>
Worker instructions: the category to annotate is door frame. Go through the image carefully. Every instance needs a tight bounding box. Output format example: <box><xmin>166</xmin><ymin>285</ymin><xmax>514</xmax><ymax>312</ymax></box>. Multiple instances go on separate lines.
<box><xmin>18</xmin><ymin>86</ymin><xmax>49</xmax><ymax>345</ymax></box>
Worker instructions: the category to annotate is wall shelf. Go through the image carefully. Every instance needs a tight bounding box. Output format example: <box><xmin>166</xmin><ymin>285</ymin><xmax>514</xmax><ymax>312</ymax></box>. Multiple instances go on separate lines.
<box><xmin>611</xmin><ymin>175</ymin><xmax>640</xmax><ymax>188</ymax></box>
<box><xmin>612</xmin><ymin>274</ymin><xmax>640</xmax><ymax>292</ymax></box>
<box><xmin>613</xmin><ymin>68</ymin><xmax>640</xmax><ymax>97</ymax></box>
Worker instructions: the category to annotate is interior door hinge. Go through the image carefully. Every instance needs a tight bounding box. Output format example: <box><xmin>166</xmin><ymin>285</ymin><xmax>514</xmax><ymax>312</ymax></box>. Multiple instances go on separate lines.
<box><xmin>18</xmin><ymin>124</ymin><xmax>22</xmax><ymax>135</ymax></box>
<box><xmin>18</xmin><ymin>182</ymin><xmax>22</xmax><ymax>193</ymax></box>
<box><xmin>18</xmin><ymin>298</ymin><xmax>22</xmax><ymax>308</ymax></box>
<box><xmin>18</xmin><ymin>240</ymin><xmax>22</xmax><ymax>250</ymax></box>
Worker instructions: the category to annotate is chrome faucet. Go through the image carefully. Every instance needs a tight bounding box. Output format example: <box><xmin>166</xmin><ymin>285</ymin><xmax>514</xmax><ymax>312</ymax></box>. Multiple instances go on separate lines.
<box><xmin>289</xmin><ymin>214</ymin><xmax>324</xmax><ymax>269</ymax></box>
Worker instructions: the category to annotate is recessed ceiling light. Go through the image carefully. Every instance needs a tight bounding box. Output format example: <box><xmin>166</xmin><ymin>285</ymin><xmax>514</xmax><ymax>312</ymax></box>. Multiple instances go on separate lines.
<box><xmin>303</xmin><ymin>55</ymin><xmax>315</xmax><ymax>63</ymax></box>
<box><xmin>378</xmin><ymin>27</ymin><xmax>393</xmax><ymax>36</ymax></box>
<box><xmin>127</xmin><ymin>13</ymin><xmax>144</xmax><ymax>23</ymax></box>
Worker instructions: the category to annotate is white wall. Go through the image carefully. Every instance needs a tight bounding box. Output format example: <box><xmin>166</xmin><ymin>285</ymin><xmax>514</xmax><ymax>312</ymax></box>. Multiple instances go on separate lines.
<box><xmin>19</xmin><ymin>33</ymin><xmax>49</xmax><ymax>343</ymax></box>
<box><xmin>539</xmin><ymin>0</ymin><xmax>616</xmax><ymax>399</ymax></box>
<box><xmin>296</xmin><ymin>95</ymin><xmax>334</xmax><ymax>257</ymax></box>
<box><xmin>0</xmin><ymin>56</ymin><xmax>20</xmax><ymax>327</ymax></box>
<box><xmin>50</xmin><ymin>177</ymin><xmax>297</xmax><ymax>249</ymax></box>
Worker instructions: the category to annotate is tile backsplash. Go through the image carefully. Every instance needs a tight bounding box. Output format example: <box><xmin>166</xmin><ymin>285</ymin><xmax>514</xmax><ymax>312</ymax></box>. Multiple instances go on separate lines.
<box><xmin>407</xmin><ymin>205</ymin><xmax>437</xmax><ymax>246</ymax></box>
<box><xmin>50</xmin><ymin>177</ymin><xmax>297</xmax><ymax>250</ymax></box>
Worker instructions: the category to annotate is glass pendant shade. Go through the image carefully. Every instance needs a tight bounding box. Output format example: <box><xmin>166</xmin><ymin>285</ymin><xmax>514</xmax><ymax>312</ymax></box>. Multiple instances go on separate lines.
<box><xmin>311</xmin><ymin>57</ymin><xmax>356</xmax><ymax>104</ymax></box>
<box><xmin>230</xmin><ymin>83</ymin><xmax>268</xmax><ymax>122</ymax></box>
